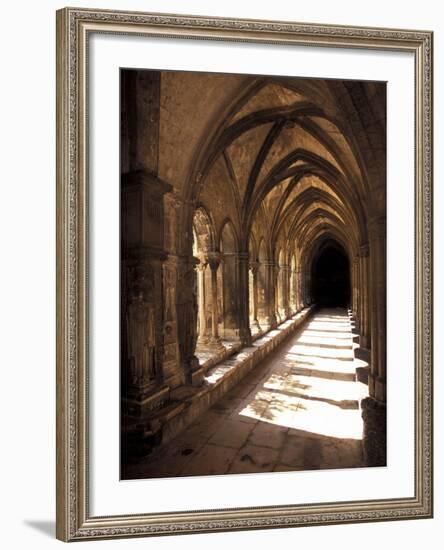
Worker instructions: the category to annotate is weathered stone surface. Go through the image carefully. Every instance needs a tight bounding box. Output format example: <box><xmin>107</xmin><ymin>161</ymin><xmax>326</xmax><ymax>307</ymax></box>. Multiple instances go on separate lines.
<box><xmin>279</xmin><ymin>435</ymin><xmax>309</xmax><ymax>469</ymax></box>
<box><xmin>120</xmin><ymin>68</ymin><xmax>387</xmax><ymax>474</ymax></box>
<box><xmin>320</xmin><ymin>439</ymin><xmax>363</xmax><ymax>469</ymax></box>
<box><xmin>184</xmin><ymin>411</ymin><xmax>226</xmax><ymax>440</ymax></box>
<box><xmin>208</xmin><ymin>419</ymin><xmax>255</xmax><ymax>449</ymax></box>
<box><xmin>248</xmin><ymin>422</ymin><xmax>288</xmax><ymax>450</ymax></box>
<box><xmin>180</xmin><ymin>444</ymin><xmax>238</xmax><ymax>477</ymax></box>
<box><xmin>228</xmin><ymin>444</ymin><xmax>280</xmax><ymax>474</ymax></box>
<box><xmin>122</xmin><ymin>310</ymin><xmax>369</xmax><ymax>479</ymax></box>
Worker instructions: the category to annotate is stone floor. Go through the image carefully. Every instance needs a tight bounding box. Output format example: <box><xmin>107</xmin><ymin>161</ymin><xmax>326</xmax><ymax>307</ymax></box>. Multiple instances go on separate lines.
<box><xmin>124</xmin><ymin>308</ymin><xmax>369</xmax><ymax>479</ymax></box>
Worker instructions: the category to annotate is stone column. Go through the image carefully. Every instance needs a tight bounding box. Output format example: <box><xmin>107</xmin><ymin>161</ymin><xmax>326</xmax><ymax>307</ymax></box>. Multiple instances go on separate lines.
<box><xmin>121</xmin><ymin>70</ymin><xmax>160</xmax><ymax>175</ymax></box>
<box><xmin>207</xmin><ymin>252</ymin><xmax>224</xmax><ymax>349</ymax></box>
<box><xmin>257</xmin><ymin>260</ymin><xmax>268</xmax><ymax>329</ymax></box>
<box><xmin>249</xmin><ymin>261</ymin><xmax>261</xmax><ymax>331</ymax></box>
<box><xmin>295</xmin><ymin>268</ymin><xmax>303</xmax><ymax>311</ymax></box>
<box><xmin>274</xmin><ymin>263</ymin><xmax>282</xmax><ymax>323</ymax></box>
<box><xmin>368</xmin><ymin>219</ymin><xmax>386</xmax><ymax>403</ymax></box>
<box><xmin>302</xmin><ymin>264</ymin><xmax>311</xmax><ymax>307</ymax></box>
<box><xmin>121</xmin><ymin>171</ymin><xmax>172</xmax><ymax>417</ymax></box>
<box><xmin>220</xmin><ymin>251</ymin><xmax>239</xmax><ymax>340</ymax></box>
<box><xmin>161</xmin><ymin>192</ymin><xmax>186</xmax><ymax>391</ymax></box>
<box><xmin>162</xmin><ymin>255</ymin><xmax>183</xmax><ymax>390</ymax></box>
<box><xmin>290</xmin><ymin>267</ymin><xmax>297</xmax><ymax>314</ymax></box>
<box><xmin>176</xmin><ymin>254</ymin><xmax>202</xmax><ymax>386</ymax></box>
<box><xmin>358</xmin><ymin>251</ymin><xmax>364</xmax><ymax>335</ymax></box>
<box><xmin>196</xmin><ymin>260</ymin><xmax>209</xmax><ymax>345</ymax></box>
<box><xmin>265</xmin><ymin>261</ymin><xmax>278</xmax><ymax>328</ymax></box>
<box><xmin>358</xmin><ymin>243</ymin><xmax>371</xmax><ymax>349</ymax></box>
<box><xmin>361</xmin><ymin>219</ymin><xmax>386</xmax><ymax>467</ymax></box>
<box><xmin>281</xmin><ymin>264</ymin><xmax>291</xmax><ymax>319</ymax></box>
<box><xmin>352</xmin><ymin>257</ymin><xmax>359</xmax><ymax>326</ymax></box>
<box><xmin>120</xmin><ymin>71</ymin><xmax>171</xmax><ymax>460</ymax></box>
<box><xmin>238</xmin><ymin>252</ymin><xmax>252</xmax><ymax>346</ymax></box>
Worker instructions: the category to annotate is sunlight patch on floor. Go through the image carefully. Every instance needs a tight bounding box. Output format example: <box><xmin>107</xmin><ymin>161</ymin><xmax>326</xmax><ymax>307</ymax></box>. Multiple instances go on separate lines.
<box><xmin>287</xmin><ymin>343</ymin><xmax>354</xmax><ymax>360</ymax></box>
<box><xmin>237</xmin><ymin>310</ymin><xmax>365</xmax><ymax>440</ymax></box>
<box><xmin>297</xmin><ymin>334</ymin><xmax>353</xmax><ymax>347</ymax></box>
<box><xmin>303</xmin><ymin>329</ymin><xmax>352</xmax><ymax>339</ymax></box>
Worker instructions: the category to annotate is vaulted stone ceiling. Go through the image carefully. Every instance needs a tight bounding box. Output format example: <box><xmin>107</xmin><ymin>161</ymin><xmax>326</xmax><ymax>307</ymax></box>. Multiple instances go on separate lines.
<box><xmin>158</xmin><ymin>72</ymin><xmax>386</xmax><ymax>268</ymax></box>
<box><xmin>121</xmin><ymin>68</ymin><xmax>388</xmax><ymax>470</ymax></box>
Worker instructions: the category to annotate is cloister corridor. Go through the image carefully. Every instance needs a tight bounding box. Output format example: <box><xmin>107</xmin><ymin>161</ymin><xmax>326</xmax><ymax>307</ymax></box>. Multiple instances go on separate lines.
<box><xmin>124</xmin><ymin>309</ymin><xmax>368</xmax><ymax>479</ymax></box>
<box><xmin>120</xmin><ymin>69</ymin><xmax>387</xmax><ymax>476</ymax></box>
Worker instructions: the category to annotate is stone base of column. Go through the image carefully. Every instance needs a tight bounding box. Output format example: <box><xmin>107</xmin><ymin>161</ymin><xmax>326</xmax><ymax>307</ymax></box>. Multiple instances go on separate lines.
<box><xmin>368</xmin><ymin>373</ymin><xmax>386</xmax><ymax>402</ymax></box>
<box><xmin>121</xmin><ymin>385</ymin><xmax>171</xmax><ymax>461</ymax></box>
<box><xmin>238</xmin><ymin>327</ymin><xmax>252</xmax><ymax>347</ymax></box>
<box><xmin>190</xmin><ymin>366</ymin><xmax>206</xmax><ymax>386</ymax></box>
<box><xmin>162</xmin><ymin>362</ymin><xmax>185</xmax><ymax>390</ymax></box>
<box><xmin>257</xmin><ymin>316</ymin><xmax>269</xmax><ymax>331</ymax></box>
<box><xmin>222</xmin><ymin>328</ymin><xmax>241</xmax><ymax>341</ymax></box>
<box><xmin>197</xmin><ymin>334</ymin><xmax>210</xmax><ymax>346</ymax></box>
<box><xmin>267</xmin><ymin>314</ymin><xmax>278</xmax><ymax>329</ymax></box>
<box><xmin>251</xmin><ymin>319</ymin><xmax>262</xmax><ymax>332</ymax></box>
<box><xmin>123</xmin><ymin>384</ymin><xmax>170</xmax><ymax>418</ymax></box>
<box><xmin>181</xmin><ymin>357</ymin><xmax>205</xmax><ymax>387</ymax></box>
<box><xmin>361</xmin><ymin>397</ymin><xmax>386</xmax><ymax>467</ymax></box>
<box><xmin>205</xmin><ymin>336</ymin><xmax>225</xmax><ymax>351</ymax></box>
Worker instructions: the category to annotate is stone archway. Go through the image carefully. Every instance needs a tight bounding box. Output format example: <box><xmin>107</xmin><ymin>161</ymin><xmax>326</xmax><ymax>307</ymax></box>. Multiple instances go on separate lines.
<box><xmin>311</xmin><ymin>240</ymin><xmax>351</xmax><ymax>308</ymax></box>
<box><xmin>120</xmin><ymin>68</ymin><xmax>387</xmax><ymax>471</ymax></box>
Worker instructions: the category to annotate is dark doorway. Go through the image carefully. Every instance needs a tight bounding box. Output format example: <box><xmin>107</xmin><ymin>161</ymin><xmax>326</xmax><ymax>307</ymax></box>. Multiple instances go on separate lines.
<box><xmin>311</xmin><ymin>242</ymin><xmax>350</xmax><ymax>307</ymax></box>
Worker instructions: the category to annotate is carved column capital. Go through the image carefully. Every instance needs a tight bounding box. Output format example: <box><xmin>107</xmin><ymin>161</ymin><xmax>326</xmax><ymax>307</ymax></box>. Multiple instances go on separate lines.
<box><xmin>196</xmin><ymin>256</ymin><xmax>208</xmax><ymax>271</ymax></box>
<box><xmin>359</xmin><ymin>242</ymin><xmax>370</xmax><ymax>257</ymax></box>
<box><xmin>164</xmin><ymin>191</ymin><xmax>183</xmax><ymax>212</ymax></box>
<box><xmin>206</xmin><ymin>251</ymin><xmax>222</xmax><ymax>272</ymax></box>
<box><xmin>249</xmin><ymin>261</ymin><xmax>260</xmax><ymax>275</ymax></box>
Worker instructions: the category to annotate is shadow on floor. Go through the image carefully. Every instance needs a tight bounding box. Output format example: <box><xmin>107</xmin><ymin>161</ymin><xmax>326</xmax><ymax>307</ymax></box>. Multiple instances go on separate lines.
<box><xmin>267</xmin><ymin>386</ymin><xmax>359</xmax><ymax>410</ymax></box>
<box><xmin>295</xmin><ymin>340</ymin><xmax>353</xmax><ymax>350</ymax></box>
<box><xmin>122</xmin><ymin>308</ymin><xmax>367</xmax><ymax>480</ymax></box>
<box><xmin>289</xmin><ymin>365</ymin><xmax>356</xmax><ymax>382</ymax></box>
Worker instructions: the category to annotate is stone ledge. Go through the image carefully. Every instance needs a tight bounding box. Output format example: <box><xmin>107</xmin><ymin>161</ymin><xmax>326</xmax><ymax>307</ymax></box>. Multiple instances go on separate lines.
<box><xmin>156</xmin><ymin>307</ymin><xmax>315</xmax><ymax>451</ymax></box>
<box><xmin>196</xmin><ymin>340</ymin><xmax>243</xmax><ymax>373</ymax></box>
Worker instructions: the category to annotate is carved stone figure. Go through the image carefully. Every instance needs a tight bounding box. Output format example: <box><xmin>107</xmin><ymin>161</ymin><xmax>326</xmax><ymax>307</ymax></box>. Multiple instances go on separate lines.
<box><xmin>126</xmin><ymin>292</ymin><xmax>157</xmax><ymax>385</ymax></box>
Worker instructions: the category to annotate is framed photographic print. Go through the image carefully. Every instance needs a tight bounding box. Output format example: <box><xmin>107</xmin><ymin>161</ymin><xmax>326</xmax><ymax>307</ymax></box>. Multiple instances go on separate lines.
<box><xmin>56</xmin><ymin>7</ymin><xmax>433</xmax><ymax>542</ymax></box>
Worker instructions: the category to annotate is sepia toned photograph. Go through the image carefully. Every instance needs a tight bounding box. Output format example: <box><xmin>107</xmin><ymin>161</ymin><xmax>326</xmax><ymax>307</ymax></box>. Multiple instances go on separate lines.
<box><xmin>120</xmin><ymin>69</ymin><xmax>387</xmax><ymax>480</ymax></box>
<box><xmin>55</xmin><ymin>7</ymin><xmax>433</xmax><ymax>540</ymax></box>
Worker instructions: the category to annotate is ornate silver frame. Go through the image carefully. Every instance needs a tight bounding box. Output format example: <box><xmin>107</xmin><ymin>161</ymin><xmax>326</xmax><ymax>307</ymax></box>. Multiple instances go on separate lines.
<box><xmin>56</xmin><ymin>7</ymin><xmax>433</xmax><ymax>542</ymax></box>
